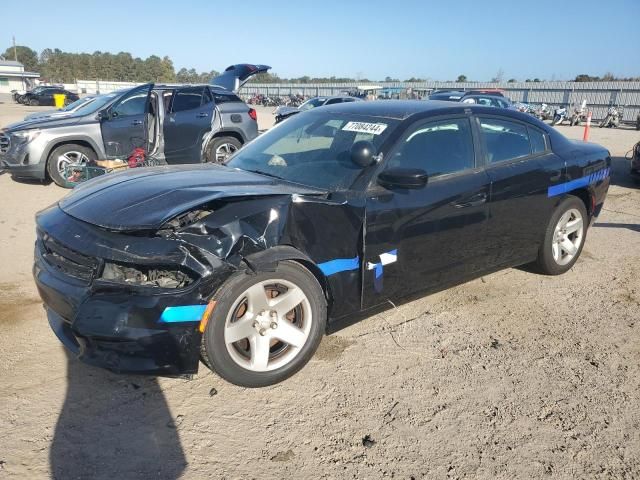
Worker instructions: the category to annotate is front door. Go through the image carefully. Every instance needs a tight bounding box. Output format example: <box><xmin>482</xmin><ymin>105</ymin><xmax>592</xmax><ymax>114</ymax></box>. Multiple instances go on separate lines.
<box><xmin>100</xmin><ymin>84</ymin><xmax>152</xmax><ymax>159</ymax></box>
<box><xmin>163</xmin><ymin>86</ymin><xmax>215</xmax><ymax>164</ymax></box>
<box><xmin>363</xmin><ymin>116</ymin><xmax>491</xmax><ymax>308</ymax></box>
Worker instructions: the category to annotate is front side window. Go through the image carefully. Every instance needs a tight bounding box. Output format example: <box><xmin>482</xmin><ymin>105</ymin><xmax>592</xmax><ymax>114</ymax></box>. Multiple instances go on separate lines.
<box><xmin>387</xmin><ymin>118</ymin><xmax>475</xmax><ymax>177</ymax></box>
<box><xmin>171</xmin><ymin>87</ymin><xmax>204</xmax><ymax>112</ymax></box>
<box><xmin>227</xmin><ymin>112</ymin><xmax>398</xmax><ymax>190</ymax></box>
<box><xmin>299</xmin><ymin>98</ymin><xmax>326</xmax><ymax>111</ymax></box>
<box><xmin>479</xmin><ymin>118</ymin><xmax>531</xmax><ymax>163</ymax></box>
<box><xmin>112</xmin><ymin>92</ymin><xmax>148</xmax><ymax>117</ymax></box>
<box><xmin>325</xmin><ymin>98</ymin><xmax>343</xmax><ymax>105</ymax></box>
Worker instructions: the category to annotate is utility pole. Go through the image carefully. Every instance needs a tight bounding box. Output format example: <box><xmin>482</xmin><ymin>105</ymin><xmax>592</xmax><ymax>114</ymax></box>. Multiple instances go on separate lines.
<box><xmin>13</xmin><ymin>36</ymin><xmax>18</xmax><ymax>61</ymax></box>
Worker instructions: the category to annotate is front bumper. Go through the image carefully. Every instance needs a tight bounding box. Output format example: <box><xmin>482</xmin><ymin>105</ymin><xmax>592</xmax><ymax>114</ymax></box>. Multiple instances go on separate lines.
<box><xmin>34</xmin><ymin>206</ymin><xmax>233</xmax><ymax>376</ymax></box>
<box><xmin>0</xmin><ymin>134</ymin><xmax>47</xmax><ymax>180</ymax></box>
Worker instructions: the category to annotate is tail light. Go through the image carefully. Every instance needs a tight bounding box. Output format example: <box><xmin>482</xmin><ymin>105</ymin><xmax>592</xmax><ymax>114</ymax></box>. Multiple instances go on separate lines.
<box><xmin>248</xmin><ymin>108</ymin><xmax>257</xmax><ymax>121</ymax></box>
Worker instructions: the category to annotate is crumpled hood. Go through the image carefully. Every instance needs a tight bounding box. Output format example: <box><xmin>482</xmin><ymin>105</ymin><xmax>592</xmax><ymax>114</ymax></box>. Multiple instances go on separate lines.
<box><xmin>59</xmin><ymin>164</ymin><xmax>324</xmax><ymax>231</ymax></box>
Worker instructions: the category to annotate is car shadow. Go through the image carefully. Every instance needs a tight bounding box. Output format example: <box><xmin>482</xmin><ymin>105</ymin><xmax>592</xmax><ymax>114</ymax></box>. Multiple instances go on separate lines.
<box><xmin>8</xmin><ymin>175</ymin><xmax>52</xmax><ymax>186</ymax></box>
<box><xmin>50</xmin><ymin>349</ymin><xmax>187</xmax><ymax>479</ymax></box>
<box><xmin>593</xmin><ymin>222</ymin><xmax>640</xmax><ymax>233</ymax></box>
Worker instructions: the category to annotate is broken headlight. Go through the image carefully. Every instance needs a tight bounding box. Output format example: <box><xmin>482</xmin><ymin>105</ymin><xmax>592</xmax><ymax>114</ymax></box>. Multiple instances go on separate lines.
<box><xmin>101</xmin><ymin>262</ymin><xmax>195</xmax><ymax>289</ymax></box>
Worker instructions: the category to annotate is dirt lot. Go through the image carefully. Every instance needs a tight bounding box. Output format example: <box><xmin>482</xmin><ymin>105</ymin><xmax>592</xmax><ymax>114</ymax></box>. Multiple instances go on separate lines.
<box><xmin>0</xmin><ymin>94</ymin><xmax>639</xmax><ymax>479</ymax></box>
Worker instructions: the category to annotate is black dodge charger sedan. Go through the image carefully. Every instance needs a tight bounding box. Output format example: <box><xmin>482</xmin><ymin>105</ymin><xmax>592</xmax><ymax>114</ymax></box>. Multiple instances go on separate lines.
<box><xmin>34</xmin><ymin>101</ymin><xmax>610</xmax><ymax>387</ymax></box>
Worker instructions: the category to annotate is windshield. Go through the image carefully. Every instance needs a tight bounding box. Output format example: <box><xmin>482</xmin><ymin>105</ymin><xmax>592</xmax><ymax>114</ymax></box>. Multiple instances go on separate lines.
<box><xmin>227</xmin><ymin>111</ymin><xmax>398</xmax><ymax>190</ymax></box>
<box><xmin>61</xmin><ymin>97</ymin><xmax>93</xmax><ymax>112</ymax></box>
<box><xmin>299</xmin><ymin>98</ymin><xmax>326</xmax><ymax>111</ymax></box>
<box><xmin>71</xmin><ymin>92</ymin><xmax>120</xmax><ymax>116</ymax></box>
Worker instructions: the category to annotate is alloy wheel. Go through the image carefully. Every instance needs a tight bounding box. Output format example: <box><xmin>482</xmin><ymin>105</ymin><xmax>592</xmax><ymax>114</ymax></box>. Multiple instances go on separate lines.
<box><xmin>57</xmin><ymin>151</ymin><xmax>89</xmax><ymax>176</ymax></box>
<box><xmin>224</xmin><ymin>279</ymin><xmax>312</xmax><ymax>372</ymax></box>
<box><xmin>551</xmin><ymin>208</ymin><xmax>584</xmax><ymax>266</ymax></box>
<box><xmin>215</xmin><ymin>143</ymin><xmax>238</xmax><ymax>163</ymax></box>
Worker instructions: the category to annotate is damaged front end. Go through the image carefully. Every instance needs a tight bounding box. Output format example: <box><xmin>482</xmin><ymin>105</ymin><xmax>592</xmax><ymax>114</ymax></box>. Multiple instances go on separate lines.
<box><xmin>34</xmin><ymin>204</ymin><xmax>237</xmax><ymax>376</ymax></box>
<box><xmin>35</xmin><ymin>165</ymin><xmax>364</xmax><ymax>376</ymax></box>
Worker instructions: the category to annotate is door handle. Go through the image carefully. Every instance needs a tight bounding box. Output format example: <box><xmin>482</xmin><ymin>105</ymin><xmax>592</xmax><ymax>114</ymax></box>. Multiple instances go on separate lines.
<box><xmin>132</xmin><ymin>120</ymin><xmax>143</xmax><ymax>126</ymax></box>
<box><xmin>197</xmin><ymin>112</ymin><xmax>209</xmax><ymax>118</ymax></box>
<box><xmin>452</xmin><ymin>193</ymin><xmax>487</xmax><ymax>208</ymax></box>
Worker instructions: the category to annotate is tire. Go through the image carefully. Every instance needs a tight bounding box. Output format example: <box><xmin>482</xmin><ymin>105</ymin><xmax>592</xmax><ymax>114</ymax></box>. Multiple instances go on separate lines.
<box><xmin>201</xmin><ymin>260</ymin><xmax>327</xmax><ymax>387</ymax></box>
<box><xmin>204</xmin><ymin>136</ymin><xmax>242</xmax><ymax>164</ymax></box>
<box><xmin>46</xmin><ymin>143</ymin><xmax>97</xmax><ymax>188</ymax></box>
<box><xmin>534</xmin><ymin>196</ymin><xmax>588</xmax><ymax>275</ymax></box>
<box><xmin>636</xmin><ymin>116</ymin><xmax>640</xmax><ymax>131</ymax></box>
<box><xmin>29</xmin><ymin>98</ymin><xmax>39</xmax><ymax>106</ymax></box>
<box><xmin>599</xmin><ymin>116</ymin><xmax>608</xmax><ymax>128</ymax></box>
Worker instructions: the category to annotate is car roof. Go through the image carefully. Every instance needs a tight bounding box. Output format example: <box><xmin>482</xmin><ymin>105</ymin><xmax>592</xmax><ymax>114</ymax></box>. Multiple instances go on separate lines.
<box><xmin>318</xmin><ymin>99</ymin><xmax>538</xmax><ymax>122</ymax></box>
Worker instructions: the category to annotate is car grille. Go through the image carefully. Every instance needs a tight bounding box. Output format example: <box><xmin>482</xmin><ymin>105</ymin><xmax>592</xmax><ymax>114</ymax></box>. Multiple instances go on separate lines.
<box><xmin>0</xmin><ymin>132</ymin><xmax>9</xmax><ymax>154</ymax></box>
<box><xmin>38</xmin><ymin>231</ymin><xmax>100</xmax><ymax>283</ymax></box>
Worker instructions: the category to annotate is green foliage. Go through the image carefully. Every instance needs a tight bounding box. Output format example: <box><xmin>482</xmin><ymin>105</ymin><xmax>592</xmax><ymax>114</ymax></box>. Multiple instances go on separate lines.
<box><xmin>456</xmin><ymin>74</ymin><xmax>467</xmax><ymax>83</ymax></box>
<box><xmin>1</xmin><ymin>45</ymin><xmax>39</xmax><ymax>71</ymax></box>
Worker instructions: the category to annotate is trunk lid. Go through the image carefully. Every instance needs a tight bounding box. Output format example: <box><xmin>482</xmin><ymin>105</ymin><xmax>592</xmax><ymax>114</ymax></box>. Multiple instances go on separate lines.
<box><xmin>210</xmin><ymin>64</ymin><xmax>271</xmax><ymax>92</ymax></box>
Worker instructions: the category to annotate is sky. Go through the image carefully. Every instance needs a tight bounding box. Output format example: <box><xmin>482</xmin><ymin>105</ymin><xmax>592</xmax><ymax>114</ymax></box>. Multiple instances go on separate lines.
<box><xmin>4</xmin><ymin>0</ymin><xmax>639</xmax><ymax>81</ymax></box>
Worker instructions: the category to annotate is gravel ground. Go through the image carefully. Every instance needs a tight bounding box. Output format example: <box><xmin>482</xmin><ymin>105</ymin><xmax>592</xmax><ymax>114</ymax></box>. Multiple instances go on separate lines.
<box><xmin>0</xmin><ymin>95</ymin><xmax>639</xmax><ymax>479</ymax></box>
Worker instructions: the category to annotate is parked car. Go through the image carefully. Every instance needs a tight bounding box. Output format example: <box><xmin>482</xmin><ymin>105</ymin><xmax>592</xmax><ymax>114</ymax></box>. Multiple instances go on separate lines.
<box><xmin>460</xmin><ymin>94</ymin><xmax>515</xmax><ymax>109</ymax></box>
<box><xmin>23</xmin><ymin>95</ymin><xmax>98</xmax><ymax>121</ymax></box>
<box><xmin>630</xmin><ymin>140</ymin><xmax>640</xmax><ymax>182</ymax></box>
<box><xmin>34</xmin><ymin>100</ymin><xmax>611</xmax><ymax>387</ymax></box>
<box><xmin>429</xmin><ymin>89</ymin><xmax>505</xmax><ymax>101</ymax></box>
<box><xmin>15</xmin><ymin>86</ymin><xmax>60</xmax><ymax>104</ymax></box>
<box><xmin>274</xmin><ymin>95</ymin><xmax>361</xmax><ymax>123</ymax></box>
<box><xmin>0</xmin><ymin>64</ymin><xmax>269</xmax><ymax>186</ymax></box>
<box><xmin>21</xmin><ymin>87</ymin><xmax>79</xmax><ymax>106</ymax></box>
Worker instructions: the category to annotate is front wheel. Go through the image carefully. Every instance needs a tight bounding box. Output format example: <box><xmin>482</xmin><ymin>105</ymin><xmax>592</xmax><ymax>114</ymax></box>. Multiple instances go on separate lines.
<box><xmin>201</xmin><ymin>260</ymin><xmax>327</xmax><ymax>387</ymax></box>
<box><xmin>46</xmin><ymin>143</ymin><xmax>97</xmax><ymax>187</ymax></box>
<box><xmin>534</xmin><ymin>197</ymin><xmax>587</xmax><ymax>275</ymax></box>
<box><xmin>204</xmin><ymin>136</ymin><xmax>242</xmax><ymax>164</ymax></box>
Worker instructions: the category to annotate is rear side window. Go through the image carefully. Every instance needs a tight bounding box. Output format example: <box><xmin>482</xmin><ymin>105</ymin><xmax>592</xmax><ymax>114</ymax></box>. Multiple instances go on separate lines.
<box><xmin>388</xmin><ymin>118</ymin><xmax>475</xmax><ymax>177</ymax></box>
<box><xmin>171</xmin><ymin>87</ymin><xmax>204</xmax><ymax>112</ymax></box>
<box><xmin>325</xmin><ymin>98</ymin><xmax>343</xmax><ymax>105</ymax></box>
<box><xmin>479</xmin><ymin>118</ymin><xmax>531</xmax><ymax>163</ymax></box>
<box><xmin>528</xmin><ymin>127</ymin><xmax>547</xmax><ymax>154</ymax></box>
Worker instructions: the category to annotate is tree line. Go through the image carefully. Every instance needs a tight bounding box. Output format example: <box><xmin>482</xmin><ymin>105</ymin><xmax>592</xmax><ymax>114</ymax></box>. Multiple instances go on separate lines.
<box><xmin>1</xmin><ymin>45</ymin><xmax>217</xmax><ymax>84</ymax></box>
<box><xmin>2</xmin><ymin>45</ymin><xmax>638</xmax><ymax>84</ymax></box>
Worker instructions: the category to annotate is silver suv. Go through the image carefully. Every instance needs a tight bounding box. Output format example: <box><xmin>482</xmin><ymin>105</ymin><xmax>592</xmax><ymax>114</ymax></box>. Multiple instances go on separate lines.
<box><xmin>0</xmin><ymin>64</ymin><xmax>269</xmax><ymax>187</ymax></box>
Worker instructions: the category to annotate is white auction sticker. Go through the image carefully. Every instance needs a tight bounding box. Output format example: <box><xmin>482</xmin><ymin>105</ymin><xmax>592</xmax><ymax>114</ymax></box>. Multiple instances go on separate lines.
<box><xmin>342</xmin><ymin>121</ymin><xmax>388</xmax><ymax>135</ymax></box>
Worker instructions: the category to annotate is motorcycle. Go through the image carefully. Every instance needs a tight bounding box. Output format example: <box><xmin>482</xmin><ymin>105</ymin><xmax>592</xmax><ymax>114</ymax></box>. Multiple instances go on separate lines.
<box><xmin>551</xmin><ymin>106</ymin><xmax>568</xmax><ymax>126</ymax></box>
<box><xmin>600</xmin><ymin>105</ymin><xmax>624</xmax><ymax>128</ymax></box>
<box><xmin>569</xmin><ymin>100</ymin><xmax>588</xmax><ymax>126</ymax></box>
<box><xmin>535</xmin><ymin>103</ymin><xmax>553</xmax><ymax>121</ymax></box>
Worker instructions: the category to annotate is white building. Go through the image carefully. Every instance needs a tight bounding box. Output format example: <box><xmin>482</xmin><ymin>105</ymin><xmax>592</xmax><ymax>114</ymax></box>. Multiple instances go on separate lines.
<box><xmin>0</xmin><ymin>60</ymin><xmax>40</xmax><ymax>93</ymax></box>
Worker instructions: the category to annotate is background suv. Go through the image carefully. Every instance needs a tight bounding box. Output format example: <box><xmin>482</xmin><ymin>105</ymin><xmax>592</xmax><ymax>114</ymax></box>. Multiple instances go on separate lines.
<box><xmin>0</xmin><ymin>64</ymin><xmax>268</xmax><ymax>186</ymax></box>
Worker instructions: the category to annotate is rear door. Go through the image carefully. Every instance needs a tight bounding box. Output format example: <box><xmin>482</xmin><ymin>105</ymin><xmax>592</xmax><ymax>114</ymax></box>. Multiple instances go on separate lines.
<box><xmin>363</xmin><ymin>115</ymin><xmax>492</xmax><ymax>308</ymax></box>
<box><xmin>210</xmin><ymin>64</ymin><xmax>271</xmax><ymax>92</ymax></box>
<box><xmin>163</xmin><ymin>86</ymin><xmax>214</xmax><ymax>164</ymax></box>
<box><xmin>100</xmin><ymin>83</ymin><xmax>152</xmax><ymax>159</ymax></box>
<box><xmin>477</xmin><ymin>115</ymin><xmax>563</xmax><ymax>265</ymax></box>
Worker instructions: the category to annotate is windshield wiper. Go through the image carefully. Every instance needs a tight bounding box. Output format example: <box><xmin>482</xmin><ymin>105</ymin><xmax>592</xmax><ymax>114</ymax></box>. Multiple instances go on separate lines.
<box><xmin>244</xmin><ymin>169</ymin><xmax>284</xmax><ymax>181</ymax></box>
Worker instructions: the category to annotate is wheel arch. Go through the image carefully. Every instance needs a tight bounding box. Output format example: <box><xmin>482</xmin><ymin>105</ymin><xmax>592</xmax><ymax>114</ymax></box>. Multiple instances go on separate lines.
<box><xmin>566</xmin><ymin>187</ymin><xmax>594</xmax><ymax>218</ymax></box>
<box><xmin>241</xmin><ymin>245</ymin><xmax>332</xmax><ymax>305</ymax></box>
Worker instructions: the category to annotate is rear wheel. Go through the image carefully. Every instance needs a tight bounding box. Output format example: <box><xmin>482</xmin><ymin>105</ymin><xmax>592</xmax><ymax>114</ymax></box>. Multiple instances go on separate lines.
<box><xmin>534</xmin><ymin>197</ymin><xmax>587</xmax><ymax>275</ymax></box>
<box><xmin>46</xmin><ymin>143</ymin><xmax>97</xmax><ymax>187</ymax></box>
<box><xmin>201</xmin><ymin>260</ymin><xmax>326</xmax><ymax>387</ymax></box>
<box><xmin>205</xmin><ymin>136</ymin><xmax>241</xmax><ymax>164</ymax></box>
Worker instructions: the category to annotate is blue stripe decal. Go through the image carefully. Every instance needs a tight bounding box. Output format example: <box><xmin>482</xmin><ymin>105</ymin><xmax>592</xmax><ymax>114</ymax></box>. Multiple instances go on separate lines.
<box><xmin>548</xmin><ymin>167</ymin><xmax>610</xmax><ymax>197</ymax></box>
<box><xmin>317</xmin><ymin>256</ymin><xmax>360</xmax><ymax>276</ymax></box>
<box><xmin>159</xmin><ymin>305</ymin><xmax>207</xmax><ymax>323</ymax></box>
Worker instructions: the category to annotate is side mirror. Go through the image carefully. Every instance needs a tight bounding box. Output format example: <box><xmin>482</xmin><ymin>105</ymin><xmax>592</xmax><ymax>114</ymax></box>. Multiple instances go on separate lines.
<box><xmin>350</xmin><ymin>140</ymin><xmax>377</xmax><ymax>167</ymax></box>
<box><xmin>97</xmin><ymin>109</ymin><xmax>111</xmax><ymax>121</ymax></box>
<box><xmin>378</xmin><ymin>168</ymin><xmax>428</xmax><ymax>189</ymax></box>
